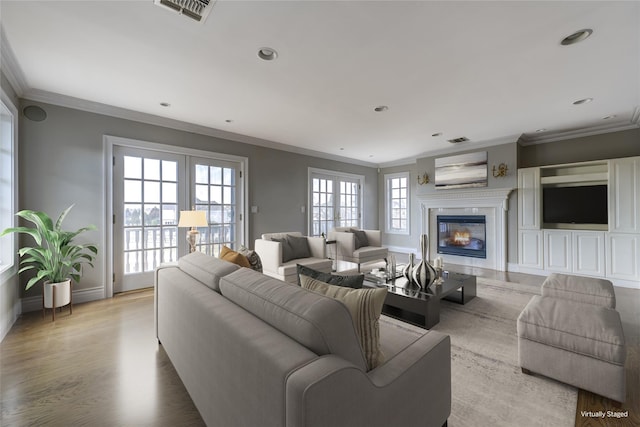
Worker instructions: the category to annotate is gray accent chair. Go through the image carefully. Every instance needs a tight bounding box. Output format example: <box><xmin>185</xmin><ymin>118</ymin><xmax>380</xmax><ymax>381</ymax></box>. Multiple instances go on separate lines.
<box><xmin>255</xmin><ymin>232</ymin><xmax>332</xmax><ymax>283</ymax></box>
<box><xmin>155</xmin><ymin>252</ymin><xmax>451</xmax><ymax>427</ymax></box>
<box><xmin>328</xmin><ymin>227</ymin><xmax>388</xmax><ymax>272</ymax></box>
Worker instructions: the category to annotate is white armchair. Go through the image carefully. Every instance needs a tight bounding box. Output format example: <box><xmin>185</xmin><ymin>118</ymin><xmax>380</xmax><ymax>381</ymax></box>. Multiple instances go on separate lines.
<box><xmin>328</xmin><ymin>227</ymin><xmax>388</xmax><ymax>272</ymax></box>
<box><xmin>254</xmin><ymin>232</ymin><xmax>332</xmax><ymax>283</ymax></box>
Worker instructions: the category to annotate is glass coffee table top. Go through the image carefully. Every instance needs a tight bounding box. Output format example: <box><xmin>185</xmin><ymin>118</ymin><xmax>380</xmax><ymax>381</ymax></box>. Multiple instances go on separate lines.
<box><xmin>365</xmin><ymin>270</ymin><xmax>475</xmax><ymax>302</ymax></box>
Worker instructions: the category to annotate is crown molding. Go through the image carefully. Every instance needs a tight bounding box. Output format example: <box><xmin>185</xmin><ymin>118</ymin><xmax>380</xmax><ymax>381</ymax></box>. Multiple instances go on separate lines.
<box><xmin>518</xmin><ymin>107</ymin><xmax>640</xmax><ymax>146</ymax></box>
<box><xmin>0</xmin><ymin>26</ymin><xmax>27</xmax><ymax>96</ymax></box>
<box><xmin>21</xmin><ymin>88</ymin><xmax>378</xmax><ymax>168</ymax></box>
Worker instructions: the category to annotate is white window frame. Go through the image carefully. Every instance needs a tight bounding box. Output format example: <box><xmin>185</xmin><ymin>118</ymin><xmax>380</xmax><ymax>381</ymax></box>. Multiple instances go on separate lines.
<box><xmin>385</xmin><ymin>172</ymin><xmax>410</xmax><ymax>235</ymax></box>
<box><xmin>0</xmin><ymin>90</ymin><xmax>18</xmax><ymax>281</ymax></box>
<box><xmin>104</xmin><ymin>135</ymin><xmax>248</xmax><ymax>298</ymax></box>
<box><xmin>307</xmin><ymin>168</ymin><xmax>365</xmax><ymax>236</ymax></box>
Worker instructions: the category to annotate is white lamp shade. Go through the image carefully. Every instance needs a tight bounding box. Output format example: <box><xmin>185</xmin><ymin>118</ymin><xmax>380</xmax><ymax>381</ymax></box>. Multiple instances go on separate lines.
<box><xmin>178</xmin><ymin>210</ymin><xmax>208</xmax><ymax>227</ymax></box>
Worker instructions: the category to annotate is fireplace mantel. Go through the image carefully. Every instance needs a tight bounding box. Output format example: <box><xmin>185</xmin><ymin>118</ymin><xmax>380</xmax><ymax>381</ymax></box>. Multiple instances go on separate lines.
<box><xmin>417</xmin><ymin>188</ymin><xmax>515</xmax><ymax>271</ymax></box>
<box><xmin>416</xmin><ymin>188</ymin><xmax>514</xmax><ymax>211</ymax></box>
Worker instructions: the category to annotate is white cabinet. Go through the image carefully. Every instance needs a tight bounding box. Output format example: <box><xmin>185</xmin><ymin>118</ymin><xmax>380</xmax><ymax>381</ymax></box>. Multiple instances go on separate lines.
<box><xmin>518</xmin><ymin>168</ymin><xmax>540</xmax><ymax>229</ymax></box>
<box><xmin>516</xmin><ymin>157</ymin><xmax>639</xmax><ymax>287</ymax></box>
<box><xmin>607</xmin><ymin>234</ymin><xmax>639</xmax><ymax>281</ymax></box>
<box><xmin>543</xmin><ymin>230</ymin><xmax>605</xmax><ymax>276</ymax></box>
<box><xmin>573</xmin><ymin>231</ymin><xmax>605</xmax><ymax>277</ymax></box>
<box><xmin>609</xmin><ymin>157</ymin><xmax>640</xmax><ymax>233</ymax></box>
<box><xmin>519</xmin><ymin>230</ymin><xmax>543</xmax><ymax>269</ymax></box>
<box><xmin>544</xmin><ymin>230</ymin><xmax>572</xmax><ymax>272</ymax></box>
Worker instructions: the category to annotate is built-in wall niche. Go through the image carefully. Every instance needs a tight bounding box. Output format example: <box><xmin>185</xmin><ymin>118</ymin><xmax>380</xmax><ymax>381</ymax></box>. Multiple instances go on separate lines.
<box><xmin>540</xmin><ymin>160</ymin><xmax>609</xmax><ymax>231</ymax></box>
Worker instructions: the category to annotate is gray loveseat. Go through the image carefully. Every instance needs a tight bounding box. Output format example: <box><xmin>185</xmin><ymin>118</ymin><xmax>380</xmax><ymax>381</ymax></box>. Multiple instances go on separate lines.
<box><xmin>155</xmin><ymin>251</ymin><xmax>451</xmax><ymax>427</ymax></box>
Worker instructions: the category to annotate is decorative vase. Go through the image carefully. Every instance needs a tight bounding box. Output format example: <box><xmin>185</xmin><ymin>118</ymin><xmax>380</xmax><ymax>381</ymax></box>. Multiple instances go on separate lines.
<box><xmin>412</xmin><ymin>234</ymin><xmax>437</xmax><ymax>289</ymax></box>
<box><xmin>402</xmin><ymin>253</ymin><xmax>415</xmax><ymax>283</ymax></box>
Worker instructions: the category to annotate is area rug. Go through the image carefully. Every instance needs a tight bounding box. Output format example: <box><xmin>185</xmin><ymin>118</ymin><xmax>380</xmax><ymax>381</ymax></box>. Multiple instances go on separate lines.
<box><xmin>381</xmin><ymin>277</ymin><xmax>576</xmax><ymax>427</ymax></box>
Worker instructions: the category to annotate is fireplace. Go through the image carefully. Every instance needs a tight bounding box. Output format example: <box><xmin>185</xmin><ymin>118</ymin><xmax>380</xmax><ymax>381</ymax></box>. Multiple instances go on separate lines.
<box><xmin>437</xmin><ymin>215</ymin><xmax>486</xmax><ymax>259</ymax></box>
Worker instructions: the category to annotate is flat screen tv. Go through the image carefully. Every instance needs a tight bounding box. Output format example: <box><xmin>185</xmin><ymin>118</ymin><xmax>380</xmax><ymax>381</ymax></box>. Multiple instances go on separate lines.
<box><xmin>542</xmin><ymin>185</ymin><xmax>608</xmax><ymax>224</ymax></box>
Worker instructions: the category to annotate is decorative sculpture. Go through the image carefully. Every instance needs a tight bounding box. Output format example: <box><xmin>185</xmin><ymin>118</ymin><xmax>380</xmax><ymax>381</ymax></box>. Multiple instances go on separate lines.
<box><xmin>412</xmin><ymin>234</ymin><xmax>437</xmax><ymax>289</ymax></box>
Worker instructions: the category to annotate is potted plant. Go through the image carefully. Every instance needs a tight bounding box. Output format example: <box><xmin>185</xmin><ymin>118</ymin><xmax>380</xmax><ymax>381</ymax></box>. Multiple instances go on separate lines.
<box><xmin>1</xmin><ymin>205</ymin><xmax>98</xmax><ymax>319</ymax></box>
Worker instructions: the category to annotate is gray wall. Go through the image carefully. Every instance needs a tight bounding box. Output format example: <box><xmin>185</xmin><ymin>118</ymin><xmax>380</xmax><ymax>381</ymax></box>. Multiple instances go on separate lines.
<box><xmin>380</xmin><ymin>142</ymin><xmax>519</xmax><ymax>262</ymax></box>
<box><xmin>518</xmin><ymin>128</ymin><xmax>640</xmax><ymax>167</ymax></box>
<box><xmin>18</xmin><ymin>101</ymin><xmax>378</xmax><ymax>297</ymax></box>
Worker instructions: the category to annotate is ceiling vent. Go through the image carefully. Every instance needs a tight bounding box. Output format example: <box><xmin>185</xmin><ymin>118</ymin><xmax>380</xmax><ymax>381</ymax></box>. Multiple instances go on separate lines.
<box><xmin>154</xmin><ymin>0</ymin><xmax>215</xmax><ymax>23</ymax></box>
<box><xmin>447</xmin><ymin>137</ymin><xmax>470</xmax><ymax>144</ymax></box>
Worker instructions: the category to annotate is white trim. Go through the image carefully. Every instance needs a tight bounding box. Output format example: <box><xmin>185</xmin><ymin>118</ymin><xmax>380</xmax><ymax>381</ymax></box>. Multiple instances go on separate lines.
<box><xmin>307</xmin><ymin>167</ymin><xmax>366</xmax><ymax>235</ymax></box>
<box><xmin>0</xmin><ymin>89</ymin><xmax>18</xmax><ymax>281</ymax></box>
<box><xmin>0</xmin><ymin>27</ymin><xmax>27</xmax><ymax>96</ymax></box>
<box><xmin>104</xmin><ymin>135</ymin><xmax>249</xmax><ymax>298</ymax></box>
<box><xmin>518</xmin><ymin>108</ymin><xmax>640</xmax><ymax>146</ymax></box>
<box><xmin>21</xmin><ymin>286</ymin><xmax>106</xmax><ymax>313</ymax></box>
<box><xmin>384</xmin><ymin>171</ymin><xmax>410</xmax><ymax>235</ymax></box>
<box><xmin>385</xmin><ymin>245</ymin><xmax>418</xmax><ymax>255</ymax></box>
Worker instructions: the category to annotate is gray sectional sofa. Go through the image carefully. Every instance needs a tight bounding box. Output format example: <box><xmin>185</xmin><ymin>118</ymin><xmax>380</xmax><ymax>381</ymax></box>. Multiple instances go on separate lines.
<box><xmin>155</xmin><ymin>251</ymin><xmax>451</xmax><ymax>427</ymax></box>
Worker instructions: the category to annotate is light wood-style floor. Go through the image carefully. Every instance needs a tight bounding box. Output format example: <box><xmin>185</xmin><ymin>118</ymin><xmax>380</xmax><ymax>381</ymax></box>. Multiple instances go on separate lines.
<box><xmin>0</xmin><ymin>289</ymin><xmax>206</xmax><ymax>427</ymax></box>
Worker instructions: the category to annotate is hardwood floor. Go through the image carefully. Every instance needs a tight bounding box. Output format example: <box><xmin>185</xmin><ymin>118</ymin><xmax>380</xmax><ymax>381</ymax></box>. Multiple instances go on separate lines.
<box><xmin>0</xmin><ymin>289</ymin><xmax>205</xmax><ymax>427</ymax></box>
<box><xmin>2</xmin><ymin>266</ymin><xmax>637</xmax><ymax>427</ymax></box>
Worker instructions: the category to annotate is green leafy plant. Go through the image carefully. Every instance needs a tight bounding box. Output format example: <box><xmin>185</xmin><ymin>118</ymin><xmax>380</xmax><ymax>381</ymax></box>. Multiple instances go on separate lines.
<box><xmin>1</xmin><ymin>205</ymin><xmax>98</xmax><ymax>290</ymax></box>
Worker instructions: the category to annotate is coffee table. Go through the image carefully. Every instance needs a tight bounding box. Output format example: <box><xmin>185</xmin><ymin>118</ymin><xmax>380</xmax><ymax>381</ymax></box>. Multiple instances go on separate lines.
<box><xmin>364</xmin><ymin>271</ymin><xmax>476</xmax><ymax>329</ymax></box>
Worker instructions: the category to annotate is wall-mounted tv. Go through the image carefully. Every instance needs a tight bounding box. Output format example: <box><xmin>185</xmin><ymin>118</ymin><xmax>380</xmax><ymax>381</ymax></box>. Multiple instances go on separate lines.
<box><xmin>542</xmin><ymin>185</ymin><xmax>608</xmax><ymax>225</ymax></box>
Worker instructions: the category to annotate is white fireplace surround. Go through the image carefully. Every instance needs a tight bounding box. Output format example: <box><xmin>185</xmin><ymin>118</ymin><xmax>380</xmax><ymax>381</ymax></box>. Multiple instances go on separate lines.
<box><xmin>418</xmin><ymin>188</ymin><xmax>514</xmax><ymax>271</ymax></box>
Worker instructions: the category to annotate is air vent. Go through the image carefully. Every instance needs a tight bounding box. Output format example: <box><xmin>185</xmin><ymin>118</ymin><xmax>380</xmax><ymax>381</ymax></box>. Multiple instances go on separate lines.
<box><xmin>155</xmin><ymin>0</ymin><xmax>215</xmax><ymax>23</ymax></box>
<box><xmin>447</xmin><ymin>137</ymin><xmax>470</xmax><ymax>144</ymax></box>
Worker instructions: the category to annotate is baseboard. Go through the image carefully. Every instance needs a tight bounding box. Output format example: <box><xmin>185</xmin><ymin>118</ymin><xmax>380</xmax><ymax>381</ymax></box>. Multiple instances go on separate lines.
<box><xmin>386</xmin><ymin>246</ymin><xmax>418</xmax><ymax>256</ymax></box>
<box><xmin>0</xmin><ymin>298</ymin><xmax>22</xmax><ymax>342</ymax></box>
<box><xmin>21</xmin><ymin>286</ymin><xmax>105</xmax><ymax>313</ymax></box>
<box><xmin>507</xmin><ymin>262</ymin><xmax>521</xmax><ymax>273</ymax></box>
<box><xmin>513</xmin><ymin>265</ymin><xmax>639</xmax><ymax>289</ymax></box>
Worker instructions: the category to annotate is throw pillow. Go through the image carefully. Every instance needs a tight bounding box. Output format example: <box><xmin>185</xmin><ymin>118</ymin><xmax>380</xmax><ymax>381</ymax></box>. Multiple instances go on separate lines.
<box><xmin>349</xmin><ymin>228</ymin><xmax>369</xmax><ymax>249</ymax></box>
<box><xmin>296</xmin><ymin>264</ymin><xmax>364</xmax><ymax>289</ymax></box>
<box><xmin>239</xmin><ymin>246</ymin><xmax>263</xmax><ymax>273</ymax></box>
<box><xmin>219</xmin><ymin>246</ymin><xmax>251</xmax><ymax>268</ymax></box>
<box><xmin>287</xmin><ymin>235</ymin><xmax>311</xmax><ymax>259</ymax></box>
<box><xmin>300</xmin><ymin>274</ymin><xmax>387</xmax><ymax>371</ymax></box>
<box><xmin>271</xmin><ymin>237</ymin><xmax>295</xmax><ymax>263</ymax></box>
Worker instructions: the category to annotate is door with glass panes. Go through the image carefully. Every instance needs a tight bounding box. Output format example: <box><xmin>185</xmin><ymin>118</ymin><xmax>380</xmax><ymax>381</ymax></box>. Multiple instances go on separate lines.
<box><xmin>113</xmin><ymin>147</ymin><xmax>243</xmax><ymax>292</ymax></box>
<box><xmin>309</xmin><ymin>171</ymin><xmax>362</xmax><ymax>237</ymax></box>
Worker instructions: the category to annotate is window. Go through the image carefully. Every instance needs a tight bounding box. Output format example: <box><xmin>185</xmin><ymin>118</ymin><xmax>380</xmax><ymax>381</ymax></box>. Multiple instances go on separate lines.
<box><xmin>308</xmin><ymin>168</ymin><xmax>364</xmax><ymax>236</ymax></box>
<box><xmin>192</xmin><ymin>158</ymin><xmax>241</xmax><ymax>256</ymax></box>
<box><xmin>385</xmin><ymin>172</ymin><xmax>409</xmax><ymax>234</ymax></box>
<box><xmin>0</xmin><ymin>93</ymin><xmax>17</xmax><ymax>276</ymax></box>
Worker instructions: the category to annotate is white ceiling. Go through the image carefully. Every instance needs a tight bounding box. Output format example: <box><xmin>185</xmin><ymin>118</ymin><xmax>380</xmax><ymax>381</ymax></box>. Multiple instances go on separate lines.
<box><xmin>2</xmin><ymin>1</ymin><xmax>639</xmax><ymax>166</ymax></box>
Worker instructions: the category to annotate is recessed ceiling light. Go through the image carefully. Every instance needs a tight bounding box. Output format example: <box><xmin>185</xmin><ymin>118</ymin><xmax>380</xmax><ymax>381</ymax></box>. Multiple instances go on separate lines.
<box><xmin>160</xmin><ymin>102</ymin><xmax>170</xmax><ymax>107</ymax></box>
<box><xmin>258</xmin><ymin>47</ymin><xmax>278</xmax><ymax>61</ymax></box>
<box><xmin>369</xmin><ymin>155</ymin><xmax>374</xmax><ymax>158</ymax></box>
<box><xmin>561</xmin><ymin>29</ymin><xmax>593</xmax><ymax>46</ymax></box>
<box><xmin>374</xmin><ymin>106</ymin><xmax>389</xmax><ymax>112</ymax></box>
<box><xmin>535</xmin><ymin>128</ymin><xmax>547</xmax><ymax>133</ymax></box>
<box><xmin>573</xmin><ymin>98</ymin><xmax>593</xmax><ymax>105</ymax></box>
<box><xmin>602</xmin><ymin>115</ymin><xmax>617</xmax><ymax>120</ymax></box>
<box><xmin>225</xmin><ymin>119</ymin><xmax>233</xmax><ymax>123</ymax></box>
<box><xmin>431</xmin><ymin>132</ymin><xmax>442</xmax><ymax>137</ymax></box>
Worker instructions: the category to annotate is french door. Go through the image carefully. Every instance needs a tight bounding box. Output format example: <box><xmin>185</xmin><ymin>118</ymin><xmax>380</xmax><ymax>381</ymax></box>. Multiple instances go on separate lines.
<box><xmin>191</xmin><ymin>157</ymin><xmax>242</xmax><ymax>257</ymax></box>
<box><xmin>113</xmin><ymin>146</ymin><xmax>244</xmax><ymax>292</ymax></box>
<box><xmin>113</xmin><ymin>147</ymin><xmax>187</xmax><ymax>292</ymax></box>
<box><xmin>309</xmin><ymin>169</ymin><xmax>363</xmax><ymax>237</ymax></box>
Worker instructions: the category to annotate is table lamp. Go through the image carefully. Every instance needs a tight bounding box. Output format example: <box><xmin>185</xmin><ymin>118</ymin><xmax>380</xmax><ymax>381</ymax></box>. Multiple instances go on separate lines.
<box><xmin>178</xmin><ymin>209</ymin><xmax>208</xmax><ymax>253</ymax></box>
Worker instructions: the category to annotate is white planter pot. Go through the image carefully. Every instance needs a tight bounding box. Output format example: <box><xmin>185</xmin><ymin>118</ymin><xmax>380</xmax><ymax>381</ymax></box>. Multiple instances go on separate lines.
<box><xmin>43</xmin><ymin>279</ymin><xmax>72</xmax><ymax>309</ymax></box>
